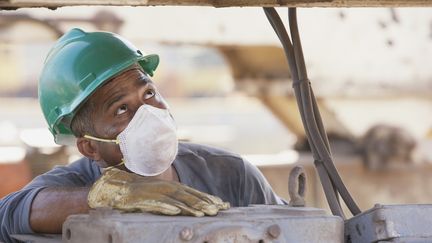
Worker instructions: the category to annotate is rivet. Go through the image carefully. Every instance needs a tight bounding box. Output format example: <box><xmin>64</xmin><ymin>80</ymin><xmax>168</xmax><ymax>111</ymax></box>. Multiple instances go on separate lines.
<box><xmin>179</xmin><ymin>227</ymin><xmax>193</xmax><ymax>241</ymax></box>
<box><xmin>267</xmin><ymin>224</ymin><xmax>281</xmax><ymax>239</ymax></box>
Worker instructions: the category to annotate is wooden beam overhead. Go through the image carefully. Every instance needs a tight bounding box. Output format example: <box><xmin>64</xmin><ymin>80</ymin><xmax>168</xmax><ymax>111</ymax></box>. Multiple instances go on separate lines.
<box><xmin>1</xmin><ymin>0</ymin><xmax>432</xmax><ymax>9</ymax></box>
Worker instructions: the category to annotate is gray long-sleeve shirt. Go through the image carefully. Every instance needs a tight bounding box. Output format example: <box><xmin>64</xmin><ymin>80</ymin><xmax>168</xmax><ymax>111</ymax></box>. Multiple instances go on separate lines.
<box><xmin>0</xmin><ymin>142</ymin><xmax>284</xmax><ymax>243</ymax></box>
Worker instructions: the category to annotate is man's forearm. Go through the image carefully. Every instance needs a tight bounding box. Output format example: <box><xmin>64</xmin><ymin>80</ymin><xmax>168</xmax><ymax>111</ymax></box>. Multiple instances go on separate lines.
<box><xmin>29</xmin><ymin>187</ymin><xmax>90</xmax><ymax>234</ymax></box>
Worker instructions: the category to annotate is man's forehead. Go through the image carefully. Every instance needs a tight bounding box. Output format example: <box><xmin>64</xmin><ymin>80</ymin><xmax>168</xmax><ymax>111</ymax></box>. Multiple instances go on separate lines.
<box><xmin>109</xmin><ymin>65</ymin><xmax>147</xmax><ymax>85</ymax></box>
<box><xmin>89</xmin><ymin>65</ymin><xmax>149</xmax><ymax>103</ymax></box>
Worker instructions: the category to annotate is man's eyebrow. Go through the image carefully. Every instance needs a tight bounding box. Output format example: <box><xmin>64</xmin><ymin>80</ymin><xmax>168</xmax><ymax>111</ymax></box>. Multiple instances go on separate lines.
<box><xmin>136</xmin><ymin>73</ymin><xmax>152</xmax><ymax>85</ymax></box>
<box><xmin>104</xmin><ymin>92</ymin><xmax>126</xmax><ymax>113</ymax></box>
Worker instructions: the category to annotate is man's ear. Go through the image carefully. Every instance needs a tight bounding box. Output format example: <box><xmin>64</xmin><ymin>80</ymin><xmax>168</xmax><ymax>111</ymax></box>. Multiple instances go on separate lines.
<box><xmin>77</xmin><ymin>137</ymin><xmax>102</xmax><ymax>161</ymax></box>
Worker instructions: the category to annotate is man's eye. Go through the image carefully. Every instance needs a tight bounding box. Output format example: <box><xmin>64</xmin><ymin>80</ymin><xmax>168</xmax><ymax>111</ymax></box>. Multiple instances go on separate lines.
<box><xmin>116</xmin><ymin>104</ymin><xmax>128</xmax><ymax>115</ymax></box>
<box><xmin>144</xmin><ymin>89</ymin><xmax>156</xmax><ymax>100</ymax></box>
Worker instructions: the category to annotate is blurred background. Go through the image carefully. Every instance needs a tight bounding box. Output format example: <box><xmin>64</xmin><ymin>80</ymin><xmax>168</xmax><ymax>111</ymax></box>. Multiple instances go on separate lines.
<box><xmin>0</xmin><ymin>6</ymin><xmax>432</xmax><ymax>215</ymax></box>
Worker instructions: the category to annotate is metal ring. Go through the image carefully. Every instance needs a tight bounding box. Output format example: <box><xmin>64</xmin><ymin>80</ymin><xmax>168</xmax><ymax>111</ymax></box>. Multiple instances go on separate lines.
<box><xmin>288</xmin><ymin>166</ymin><xmax>306</xmax><ymax>207</ymax></box>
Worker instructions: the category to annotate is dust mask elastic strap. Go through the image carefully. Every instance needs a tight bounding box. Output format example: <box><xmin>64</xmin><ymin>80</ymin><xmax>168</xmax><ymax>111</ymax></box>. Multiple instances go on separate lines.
<box><xmin>84</xmin><ymin>134</ymin><xmax>119</xmax><ymax>144</ymax></box>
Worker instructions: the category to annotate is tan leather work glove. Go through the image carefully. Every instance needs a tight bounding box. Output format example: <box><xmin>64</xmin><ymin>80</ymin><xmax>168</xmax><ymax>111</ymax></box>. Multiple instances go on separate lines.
<box><xmin>88</xmin><ymin>168</ymin><xmax>230</xmax><ymax>217</ymax></box>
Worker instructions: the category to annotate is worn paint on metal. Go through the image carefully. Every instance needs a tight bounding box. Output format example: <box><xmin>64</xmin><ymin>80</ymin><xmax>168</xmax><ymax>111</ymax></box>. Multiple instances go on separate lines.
<box><xmin>345</xmin><ymin>204</ymin><xmax>432</xmax><ymax>242</ymax></box>
<box><xmin>1</xmin><ymin>0</ymin><xmax>432</xmax><ymax>9</ymax></box>
<box><xmin>63</xmin><ymin>205</ymin><xmax>344</xmax><ymax>242</ymax></box>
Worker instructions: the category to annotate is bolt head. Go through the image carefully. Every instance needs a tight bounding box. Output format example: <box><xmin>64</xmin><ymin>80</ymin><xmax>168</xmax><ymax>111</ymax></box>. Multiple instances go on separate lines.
<box><xmin>180</xmin><ymin>227</ymin><xmax>193</xmax><ymax>241</ymax></box>
<box><xmin>267</xmin><ymin>224</ymin><xmax>281</xmax><ymax>239</ymax></box>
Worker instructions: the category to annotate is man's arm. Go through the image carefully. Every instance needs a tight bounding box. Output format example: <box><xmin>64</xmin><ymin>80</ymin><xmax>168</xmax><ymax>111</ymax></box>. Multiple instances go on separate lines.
<box><xmin>242</xmin><ymin>159</ymin><xmax>287</xmax><ymax>205</ymax></box>
<box><xmin>0</xmin><ymin>157</ymin><xmax>100</xmax><ymax>243</ymax></box>
<box><xmin>29</xmin><ymin>187</ymin><xmax>90</xmax><ymax>234</ymax></box>
<box><xmin>1</xmin><ymin>156</ymin><xmax>229</xmax><ymax>242</ymax></box>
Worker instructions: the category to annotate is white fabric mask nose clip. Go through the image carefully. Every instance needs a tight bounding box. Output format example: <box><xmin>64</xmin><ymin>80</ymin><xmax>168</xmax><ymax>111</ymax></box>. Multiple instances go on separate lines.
<box><xmin>85</xmin><ymin>105</ymin><xmax>178</xmax><ymax>176</ymax></box>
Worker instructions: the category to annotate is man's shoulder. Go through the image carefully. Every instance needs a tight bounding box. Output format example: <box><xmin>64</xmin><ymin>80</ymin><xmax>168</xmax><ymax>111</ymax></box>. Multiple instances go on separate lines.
<box><xmin>178</xmin><ymin>142</ymin><xmax>243</xmax><ymax>163</ymax></box>
<box><xmin>22</xmin><ymin>156</ymin><xmax>100</xmax><ymax>189</ymax></box>
<box><xmin>175</xmin><ymin>142</ymin><xmax>246</xmax><ymax>204</ymax></box>
<box><xmin>60</xmin><ymin>156</ymin><xmax>98</xmax><ymax>172</ymax></box>
<box><xmin>176</xmin><ymin>142</ymin><xmax>247</xmax><ymax>180</ymax></box>
<box><xmin>48</xmin><ymin>156</ymin><xmax>99</xmax><ymax>178</ymax></box>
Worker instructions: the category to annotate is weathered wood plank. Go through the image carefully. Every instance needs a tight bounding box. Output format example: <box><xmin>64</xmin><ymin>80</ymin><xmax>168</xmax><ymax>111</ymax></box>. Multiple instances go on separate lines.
<box><xmin>1</xmin><ymin>0</ymin><xmax>431</xmax><ymax>9</ymax></box>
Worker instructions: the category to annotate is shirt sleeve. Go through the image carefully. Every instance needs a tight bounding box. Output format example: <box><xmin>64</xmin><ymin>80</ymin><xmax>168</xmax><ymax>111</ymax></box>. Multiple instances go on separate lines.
<box><xmin>0</xmin><ymin>157</ymin><xmax>100</xmax><ymax>243</ymax></box>
<box><xmin>241</xmin><ymin>159</ymin><xmax>286</xmax><ymax>205</ymax></box>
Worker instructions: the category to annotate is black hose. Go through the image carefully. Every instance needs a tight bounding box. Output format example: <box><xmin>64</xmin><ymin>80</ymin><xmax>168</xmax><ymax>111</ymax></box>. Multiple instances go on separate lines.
<box><xmin>263</xmin><ymin>7</ymin><xmax>341</xmax><ymax>216</ymax></box>
<box><xmin>289</xmin><ymin>9</ymin><xmax>361</xmax><ymax>215</ymax></box>
<box><xmin>315</xmin><ymin>160</ymin><xmax>346</xmax><ymax>219</ymax></box>
<box><xmin>263</xmin><ymin>7</ymin><xmax>361</xmax><ymax>217</ymax></box>
<box><xmin>263</xmin><ymin>8</ymin><xmax>298</xmax><ymax>81</ymax></box>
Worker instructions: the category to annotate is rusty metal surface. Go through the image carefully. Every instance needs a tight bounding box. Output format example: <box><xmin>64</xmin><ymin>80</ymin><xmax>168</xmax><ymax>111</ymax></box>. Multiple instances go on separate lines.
<box><xmin>1</xmin><ymin>0</ymin><xmax>432</xmax><ymax>9</ymax></box>
<box><xmin>345</xmin><ymin>204</ymin><xmax>432</xmax><ymax>243</ymax></box>
<box><xmin>63</xmin><ymin>205</ymin><xmax>343</xmax><ymax>243</ymax></box>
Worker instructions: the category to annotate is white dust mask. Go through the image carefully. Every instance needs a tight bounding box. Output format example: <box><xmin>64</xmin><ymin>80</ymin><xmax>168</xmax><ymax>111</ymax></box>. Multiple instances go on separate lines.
<box><xmin>85</xmin><ymin>105</ymin><xmax>178</xmax><ymax>176</ymax></box>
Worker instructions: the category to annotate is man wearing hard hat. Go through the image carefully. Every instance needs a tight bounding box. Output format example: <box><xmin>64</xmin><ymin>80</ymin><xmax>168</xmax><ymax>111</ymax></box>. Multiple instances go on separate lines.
<box><xmin>0</xmin><ymin>28</ymin><xmax>284</xmax><ymax>242</ymax></box>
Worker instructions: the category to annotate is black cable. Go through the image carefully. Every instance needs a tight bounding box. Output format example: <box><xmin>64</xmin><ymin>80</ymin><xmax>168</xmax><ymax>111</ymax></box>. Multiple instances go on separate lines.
<box><xmin>288</xmin><ymin>8</ymin><xmax>361</xmax><ymax>215</ymax></box>
<box><xmin>263</xmin><ymin>8</ymin><xmax>320</xmax><ymax>158</ymax></box>
<box><xmin>263</xmin><ymin>7</ymin><xmax>362</xmax><ymax>217</ymax></box>
<box><xmin>263</xmin><ymin>7</ymin><xmax>322</xmax><ymax>161</ymax></box>
<box><xmin>315</xmin><ymin>160</ymin><xmax>346</xmax><ymax>219</ymax></box>
<box><xmin>263</xmin><ymin>8</ymin><xmax>298</xmax><ymax>81</ymax></box>
<box><xmin>288</xmin><ymin>9</ymin><xmax>308</xmax><ymax>81</ymax></box>
<box><xmin>310</xmin><ymin>89</ymin><xmax>332</xmax><ymax>154</ymax></box>
<box><xmin>264</xmin><ymin>7</ymin><xmax>343</xmax><ymax>216</ymax></box>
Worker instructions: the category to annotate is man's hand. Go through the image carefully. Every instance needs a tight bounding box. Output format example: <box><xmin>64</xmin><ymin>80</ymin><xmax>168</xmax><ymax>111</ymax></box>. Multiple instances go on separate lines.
<box><xmin>87</xmin><ymin>168</ymin><xmax>230</xmax><ymax>217</ymax></box>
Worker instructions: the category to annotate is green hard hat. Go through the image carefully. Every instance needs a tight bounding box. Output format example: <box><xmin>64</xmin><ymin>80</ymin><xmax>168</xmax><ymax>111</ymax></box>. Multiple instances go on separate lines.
<box><xmin>38</xmin><ymin>28</ymin><xmax>159</xmax><ymax>145</ymax></box>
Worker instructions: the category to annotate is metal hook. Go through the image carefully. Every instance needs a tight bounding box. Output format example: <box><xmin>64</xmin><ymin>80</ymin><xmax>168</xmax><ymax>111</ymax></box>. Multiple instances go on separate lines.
<box><xmin>288</xmin><ymin>166</ymin><xmax>306</xmax><ymax>207</ymax></box>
